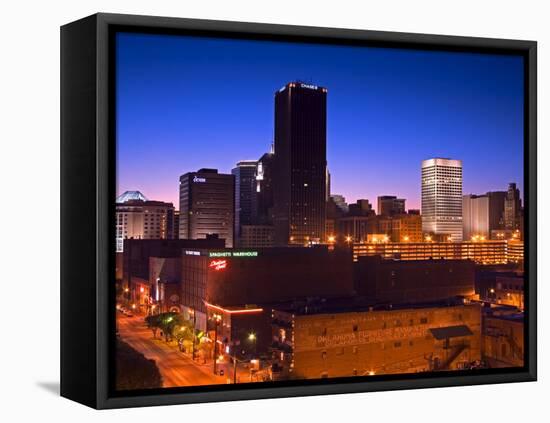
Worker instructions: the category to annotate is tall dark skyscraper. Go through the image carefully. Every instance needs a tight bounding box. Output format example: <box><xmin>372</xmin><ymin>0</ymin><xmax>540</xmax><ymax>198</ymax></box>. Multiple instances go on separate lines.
<box><xmin>504</xmin><ymin>182</ymin><xmax>522</xmax><ymax>231</ymax></box>
<box><xmin>273</xmin><ymin>82</ymin><xmax>327</xmax><ymax>245</ymax></box>
<box><xmin>486</xmin><ymin>190</ymin><xmax>507</xmax><ymax>230</ymax></box>
<box><xmin>232</xmin><ymin>160</ymin><xmax>257</xmax><ymax>242</ymax></box>
<box><xmin>179</xmin><ymin>168</ymin><xmax>234</xmax><ymax>247</ymax></box>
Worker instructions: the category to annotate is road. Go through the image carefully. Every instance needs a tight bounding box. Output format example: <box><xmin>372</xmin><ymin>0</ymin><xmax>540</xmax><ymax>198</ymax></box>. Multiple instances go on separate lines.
<box><xmin>117</xmin><ymin>314</ymin><xmax>226</xmax><ymax>388</ymax></box>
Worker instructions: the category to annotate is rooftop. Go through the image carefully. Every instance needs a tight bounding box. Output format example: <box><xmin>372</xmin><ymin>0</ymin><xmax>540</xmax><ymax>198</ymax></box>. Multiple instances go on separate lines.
<box><xmin>116</xmin><ymin>190</ymin><xmax>148</xmax><ymax>203</ymax></box>
<box><xmin>211</xmin><ymin>295</ymin><xmax>474</xmax><ymax>316</ymax></box>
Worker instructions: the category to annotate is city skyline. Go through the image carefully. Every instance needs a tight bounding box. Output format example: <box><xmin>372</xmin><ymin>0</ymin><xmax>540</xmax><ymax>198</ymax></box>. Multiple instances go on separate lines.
<box><xmin>116</xmin><ymin>32</ymin><xmax>524</xmax><ymax>209</ymax></box>
<box><xmin>113</xmin><ymin>31</ymin><xmax>526</xmax><ymax>390</ymax></box>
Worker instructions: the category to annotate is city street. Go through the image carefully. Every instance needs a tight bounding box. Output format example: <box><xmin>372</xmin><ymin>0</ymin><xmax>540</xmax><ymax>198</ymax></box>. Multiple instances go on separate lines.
<box><xmin>117</xmin><ymin>314</ymin><xmax>226</xmax><ymax>388</ymax></box>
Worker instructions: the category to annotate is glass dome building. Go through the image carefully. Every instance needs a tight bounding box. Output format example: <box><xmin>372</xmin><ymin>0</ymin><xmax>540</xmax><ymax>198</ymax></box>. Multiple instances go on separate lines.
<box><xmin>116</xmin><ymin>190</ymin><xmax>148</xmax><ymax>203</ymax></box>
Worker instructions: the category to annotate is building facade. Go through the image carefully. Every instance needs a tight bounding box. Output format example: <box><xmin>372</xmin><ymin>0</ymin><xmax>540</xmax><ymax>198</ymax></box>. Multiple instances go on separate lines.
<box><xmin>462</xmin><ymin>194</ymin><xmax>490</xmax><ymax>240</ymax></box>
<box><xmin>120</xmin><ymin>238</ymin><xmax>225</xmax><ymax>312</ymax></box>
<box><xmin>378</xmin><ymin>213</ymin><xmax>423</xmax><ymax>242</ymax></box>
<box><xmin>463</xmin><ymin>191</ymin><xmax>506</xmax><ymax>241</ymax></box>
<box><xmin>331</xmin><ymin>194</ymin><xmax>349</xmax><ymax>214</ymax></box>
<box><xmin>354</xmin><ymin>256</ymin><xmax>475</xmax><ymax>303</ymax></box>
<box><xmin>239</xmin><ymin>224</ymin><xmax>275</xmax><ymax>248</ymax></box>
<box><xmin>352</xmin><ymin>239</ymin><xmax>523</xmax><ymax>264</ymax></box>
<box><xmin>273</xmin><ymin>82</ymin><xmax>327</xmax><ymax>245</ymax></box>
<box><xmin>115</xmin><ymin>190</ymin><xmax>175</xmax><ymax>252</ymax></box>
<box><xmin>179</xmin><ymin>168</ymin><xmax>235</xmax><ymax>247</ymax></box>
<box><xmin>377</xmin><ymin>196</ymin><xmax>406</xmax><ymax>216</ymax></box>
<box><xmin>493</xmin><ymin>275</ymin><xmax>524</xmax><ymax>309</ymax></box>
<box><xmin>337</xmin><ymin>215</ymin><xmax>378</xmax><ymax>243</ymax></box>
<box><xmin>421</xmin><ymin>158</ymin><xmax>463</xmax><ymax>241</ymax></box>
<box><xmin>504</xmin><ymin>183</ymin><xmax>522</xmax><ymax>231</ymax></box>
<box><xmin>271</xmin><ymin>303</ymin><xmax>482</xmax><ymax>379</ymax></box>
<box><xmin>348</xmin><ymin>199</ymin><xmax>375</xmax><ymax>217</ymax></box>
<box><xmin>254</xmin><ymin>151</ymin><xmax>275</xmax><ymax>225</ymax></box>
<box><xmin>232</xmin><ymin>160</ymin><xmax>257</xmax><ymax>244</ymax></box>
<box><xmin>180</xmin><ymin>246</ymin><xmax>354</xmax><ymax>314</ymax></box>
<box><xmin>483</xmin><ymin>314</ymin><xmax>524</xmax><ymax>367</ymax></box>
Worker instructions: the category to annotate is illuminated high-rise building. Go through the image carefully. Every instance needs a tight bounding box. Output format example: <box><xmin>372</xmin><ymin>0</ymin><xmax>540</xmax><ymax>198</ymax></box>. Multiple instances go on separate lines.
<box><xmin>179</xmin><ymin>169</ymin><xmax>234</xmax><ymax>247</ymax></box>
<box><xmin>421</xmin><ymin>158</ymin><xmax>463</xmax><ymax>241</ymax></box>
<box><xmin>273</xmin><ymin>82</ymin><xmax>327</xmax><ymax>245</ymax></box>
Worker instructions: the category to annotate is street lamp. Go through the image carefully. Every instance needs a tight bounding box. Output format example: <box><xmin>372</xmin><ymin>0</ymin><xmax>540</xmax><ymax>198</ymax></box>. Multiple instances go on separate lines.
<box><xmin>248</xmin><ymin>331</ymin><xmax>257</xmax><ymax>358</ymax></box>
<box><xmin>123</xmin><ymin>287</ymin><xmax>130</xmax><ymax>306</ymax></box>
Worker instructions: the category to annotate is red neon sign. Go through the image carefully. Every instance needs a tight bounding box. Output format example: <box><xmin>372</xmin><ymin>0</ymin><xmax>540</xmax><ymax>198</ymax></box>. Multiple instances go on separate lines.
<box><xmin>209</xmin><ymin>259</ymin><xmax>227</xmax><ymax>271</ymax></box>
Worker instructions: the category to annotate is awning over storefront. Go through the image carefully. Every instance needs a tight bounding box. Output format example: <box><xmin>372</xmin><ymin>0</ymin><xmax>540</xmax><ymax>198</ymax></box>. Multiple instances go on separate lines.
<box><xmin>429</xmin><ymin>325</ymin><xmax>473</xmax><ymax>340</ymax></box>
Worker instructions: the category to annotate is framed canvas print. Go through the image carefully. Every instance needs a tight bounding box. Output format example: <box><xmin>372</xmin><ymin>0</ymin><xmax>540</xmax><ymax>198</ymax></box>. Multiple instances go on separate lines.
<box><xmin>60</xmin><ymin>13</ymin><xmax>537</xmax><ymax>409</ymax></box>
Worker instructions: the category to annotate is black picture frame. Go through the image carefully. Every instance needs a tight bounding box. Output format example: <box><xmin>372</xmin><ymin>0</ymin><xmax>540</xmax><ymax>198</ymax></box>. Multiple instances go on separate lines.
<box><xmin>60</xmin><ymin>12</ymin><xmax>537</xmax><ymax>409</ymax></box>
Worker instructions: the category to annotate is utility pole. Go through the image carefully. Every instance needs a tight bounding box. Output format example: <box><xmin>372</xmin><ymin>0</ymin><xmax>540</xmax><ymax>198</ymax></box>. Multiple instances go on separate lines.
<box><xmin>191</xmin><ymin>306</ymin><xmax>197</xmax><ymax>360</ymax></box>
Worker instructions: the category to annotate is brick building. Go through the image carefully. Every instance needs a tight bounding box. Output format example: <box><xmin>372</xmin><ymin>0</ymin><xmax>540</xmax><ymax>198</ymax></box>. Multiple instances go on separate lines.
<box><xmin>271</xmin><ymin>302</ymin><xmax>482</xmax><ymax>380</ymax></box>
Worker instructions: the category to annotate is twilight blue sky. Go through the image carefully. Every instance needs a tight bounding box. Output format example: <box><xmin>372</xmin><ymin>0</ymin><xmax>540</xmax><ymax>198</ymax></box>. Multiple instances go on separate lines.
<box><xmin>116</xmin><ymin>32</ymin><xmax>524</xmax><ymax>210</ymax></box>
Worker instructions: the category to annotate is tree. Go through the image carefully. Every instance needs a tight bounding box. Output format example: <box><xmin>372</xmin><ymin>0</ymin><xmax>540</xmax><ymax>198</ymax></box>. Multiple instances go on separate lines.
<box><xmin>158</xmin><ymin>312</ymin><xmax>186</xmax><ymax>342</ymax></box>
<box><xmin>174</xmin><ymin>321</ymin><xmax>194</xmax><ymax>351</ymax></box>
<box><xmin>116</xmin><ymin>340</ymin><xmax>162</xmax><ymax>390</ymax></box>
<box><xmin>197</xmin><ymin>339</ymin><xmax>213</xmax><ymax>363</ymax></box>
<box><xmin>144</xmin><ymin>314</ymin><xmax>162</xmax><ymax>339</ymax></box>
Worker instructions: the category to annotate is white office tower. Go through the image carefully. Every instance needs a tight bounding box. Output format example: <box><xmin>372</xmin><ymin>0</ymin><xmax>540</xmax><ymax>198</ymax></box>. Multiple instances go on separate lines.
<box><xmin>421</xmin><ymin>158</ymin><xmax>463</xmax><ymax>242</ymax></box>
